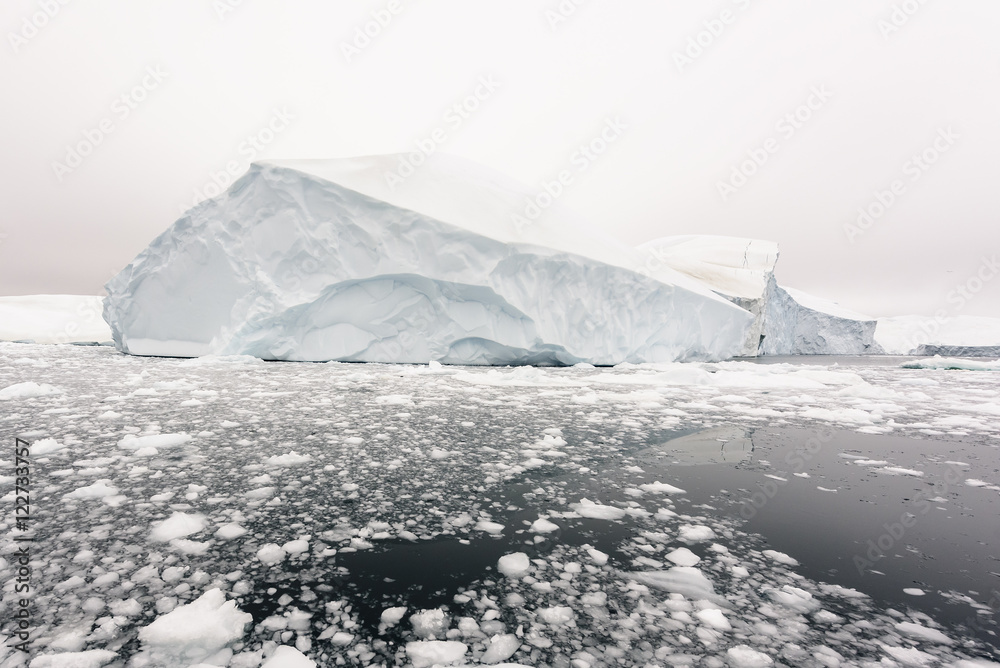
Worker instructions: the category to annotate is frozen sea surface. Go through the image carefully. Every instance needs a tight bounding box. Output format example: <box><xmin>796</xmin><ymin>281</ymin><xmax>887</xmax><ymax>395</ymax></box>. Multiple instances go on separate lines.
<box><xmin>1</xmin><ymin>343</ymin><xmax>999</xmax><ymax>666</ymax></box>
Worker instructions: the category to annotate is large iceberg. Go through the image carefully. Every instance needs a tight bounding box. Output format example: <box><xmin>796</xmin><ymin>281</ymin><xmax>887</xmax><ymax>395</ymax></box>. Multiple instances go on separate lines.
<box><xmin>876</xmin><ymin>315</ymin><xmax>1000</xmax><ymax>357</ymax></box>
<box><xmin>758</xmin><ymin>277</ymin><xmax>884</xmax><ymax>355</ymax></box>
<box><xmin>635</xmin><ymin>237</ymin><xmax>882</xmax><ymax>356</ymax></box>
<box><xmin>103</xmin><ymin>154</ymin><xmax>753</xmax><ymax>365</ymax></box>
<box><xmin>0</xmin><ymin>295</ymin><xmax>111</xmax><ymax>344</ymax></box>
<box><xmin>637</xmin><ymin>235</ymin><xmax>779</xmax><ymax>356</ymax></box>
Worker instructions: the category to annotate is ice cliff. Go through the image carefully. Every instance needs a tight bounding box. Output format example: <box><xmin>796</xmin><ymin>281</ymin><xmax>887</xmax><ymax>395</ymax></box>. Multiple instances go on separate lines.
<box><xmin>103</xmin><ymin>155</ymin><xmax>753</xmax><ymax>364</ymax></box>
<box><xmin>636</xmin><ymin>236</ymin><xmax>881</xmax><ymax>356</ymax></box>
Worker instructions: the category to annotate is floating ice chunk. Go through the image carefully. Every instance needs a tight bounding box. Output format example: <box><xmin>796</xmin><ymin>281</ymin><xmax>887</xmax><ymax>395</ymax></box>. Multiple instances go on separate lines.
<box><xmin>903</xmin><ymin>588</ymin><xmax>925</xmax><ymax>596</ymax></box>
<box><xmin>215</xmin><ymin>524</ymin><xmax>247</xmax><ymax>540</ymax></box>
<box><xmin>965</xmin><ymin>479</ymin><xmax>990</xmax><ymax>487</ymax></box>
<box><xmin>537</xmin><ymin>606</ymin><xmax>575</xmax><ymax>625</ymax></box>
<box><xmin>900</xmin><ymin>356</ymin><xmax>1000</xmax><ymax>371</ymax></box>
<box><xmin>137</xmin><ymin>588</ymin><xmax>252</xmax><ymax>665</ymax></box>
<box><xmin>638</xmin><ymin>481</ymin><xmax>686</xmax><ymax>494</ymax></box>
<box><xmin>405</xmin><ymin>640</ymin><xmax>468</xmax><ymax>668</ymax></box>
<box><xmin>265</xmin><ymin>451</ymin><xmax>313</xmax><ymax>467</ymax></box>
<box><xmin>879</xmin><ymin>466</ymin><xmax>924</xmax><ymax>477</ymax></box>
<box><xmin>282</xmin><ymin>538</ymin><xmax>309</xmax><ymax>555</ymax></box>
<box><xmin>571</xmin><ymin>498</ymin><xmax>626</xmax><ymax>520</ymax></box>
<box><xmin>665</xmin><ymin>547</ymin><xmax>701</xmax><ymax>567</ymax></box>
<box><xmin>376</xmin><ymin>394</ymin><xmax>414</xmax><ymax>405</ymax></box>
<box><xmin>586</xmin><ymin>547</ymin><xmax>609</xmax><ymax>565</ymax></box>
<box><xmin>762</xmin><ymin>549</ymin><xmax>799</xmax><ymax>566</ymax></box>
<box><xmin>0</xmin><ymin>382</ymin><xmax>62</xmax><ymax>400</ymax></box>
<box><xmin>30</xmin><ymin>438</ymin><xmax>65</xmax><ymax>455</ymax></box>
<box><xmin>726</xmin><ymin>645</ymin><xmax>774</xmax><ymax>667</ymax></box>
<box><xmin>529</xmin><ymin>517</ymin><xmax>559</xmax><ymax>534</ymax></box>
<box><xmin>170</xmin><ymin>539</ymin><xmax>211</xmax><ymax>555</ymax></box>
<box><xmin>497</xmin><ymin>552</ymin><xmax>531</xmax><ymax>578</ymax></box>
<box><xmin>765</xmin><ymin>585</ymin><xmax>820</xmax><ymax>614</ymax></box>
<box><xmin>481</xmin><ymin>634</ymin><xmax>520</xmax><ymax>663</ymax></box>
<box><xmin>381</xmin><ymin>606</ymin><xmax>407</xmax><ymax>626</ymax></box>
<box><xmin>150</xmin><ymin>512</ymin><xmax>207</xmax><ymax>542</ymax></box>
<box><xmin>260</xmin><ymin>645</ymin><xmax>316</xmax><ymax>668</ymax></box>
<box><xmin>63</xmin><ymin>480</ymin><xmax>119</xmax><ymax>500</ymax></box>
<box><xmin>695</xmin><ymin>608</ymin><xmax>731</xmax><ymax>631</ymax></box>
<box><xmin>880</xmin><ymin>644</ymin><xmax>937</xmax><ymax>667</ymax></box>
<box><xmin>474</xmin><ymin>520</ymin><xmax>505</xmax><ymax>535</ymax></box>
<box><xmin>626</xmin><ymin>567</ymin><xmax>727</xmax><ymax>606</ymax></box>
<box><xmin>895</xmin><ymin>621</ymin><xmax>954</xmax><ymax>644</ymax></box>
<box><xmin>257</xmin><ymin>543</ymin><xmax>287</xmax><ymax>565</ymax></box>
<box><xmin>411</xmin><ymin>608</ymin><xmax>449</xmax><ymax>639</ymax></box>
<box><xmin>330</xmin><ymin>632</ymin><xmax>355</xmax><ymax>646</ymax></box>
<box><xmin>28</xmin><ymin>649</ymin><xmax>118</xmax><ymax>668</ymax></box>
<box><xmin>678</xmin><ymin>524</ymin><xmax>716</xmax><ymax>544</ymax></box>
<box><xmin>118</xmin><ymin>433</ymin><xmax>192</xmax><ymax>450</ymax></box>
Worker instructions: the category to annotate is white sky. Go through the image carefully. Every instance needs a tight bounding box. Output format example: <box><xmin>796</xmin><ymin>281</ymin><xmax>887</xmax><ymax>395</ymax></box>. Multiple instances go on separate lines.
<box><xmin>1</xmin><ymin>0</ymin><xmax>998</xmax><ymax>317</ymax></box>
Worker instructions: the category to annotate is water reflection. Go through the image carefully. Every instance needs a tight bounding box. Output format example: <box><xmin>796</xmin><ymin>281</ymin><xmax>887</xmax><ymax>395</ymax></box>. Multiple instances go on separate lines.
<box><xmin>636</xmin><ymin>425</ymin><xmax>754</xmax><ymax>467</ymax></box>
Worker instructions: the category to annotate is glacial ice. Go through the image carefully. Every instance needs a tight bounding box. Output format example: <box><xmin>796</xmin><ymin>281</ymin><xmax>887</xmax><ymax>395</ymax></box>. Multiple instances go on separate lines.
<box><xmin>102</xmin><ymin>155</ymin><xmax>755</xmax><ymax>364</ymax></box>
<box><xmin>759</xmin><ymin>276</ymin><xmax>884</xmax><ymax>355</ymax></box>
<box><xmin>637</xmin><ymin>235</ymin><xmax>886</xmax><ymax>356</ymax></box>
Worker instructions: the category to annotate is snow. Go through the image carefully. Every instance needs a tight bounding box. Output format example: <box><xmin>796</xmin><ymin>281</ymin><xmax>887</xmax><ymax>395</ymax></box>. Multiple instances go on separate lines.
<box><xmin>136</xmin><ymin>588</ymin><xmax>252</xmax><ymax>666</ymax></box>
<box><xmin>0</xmin><ymin>294</ymin><xmax>111</xmax><ymax>344</ymax></box>
<box><xmin>102</xmin><ymin>155</ymin><xmax>755</xmax><ymax>364</ymax></box>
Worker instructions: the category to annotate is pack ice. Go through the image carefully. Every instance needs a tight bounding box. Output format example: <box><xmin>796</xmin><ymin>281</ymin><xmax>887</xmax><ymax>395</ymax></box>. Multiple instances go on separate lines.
<box><xmin>103</xmin><ymin>154</ymin><xmax>753</xmax><ymax>364</ymax></box>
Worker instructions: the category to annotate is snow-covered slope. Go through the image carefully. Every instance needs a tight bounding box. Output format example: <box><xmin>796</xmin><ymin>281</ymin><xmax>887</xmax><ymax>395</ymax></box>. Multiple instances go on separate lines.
<box><xmin>760</xmin><ymin>277</ymin><xmax>883</xmax><ymax>355</ymax></box>
<box><xmin>637</xmin><ymin>236</ymin><xmax>779</xmax><ymax>356</ymax></box>
<box><xmin>103</xmin><ymin>155</ymin><xmax>752</xmax><ymax>364</ymax></box>
<box><xmin>876</xmin><ymin>315</ymin><xmax>1000</xmax><ymax>356</ymax></box>
<box><xmin>0</xmin><ymin>295</ymin><xmax>111</xmax><ymax>344</ymax></box>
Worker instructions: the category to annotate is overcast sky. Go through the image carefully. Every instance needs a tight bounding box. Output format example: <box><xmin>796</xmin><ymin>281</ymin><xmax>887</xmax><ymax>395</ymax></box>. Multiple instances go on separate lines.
<box><xmin>2</xmin><ymin>0</ymin><xmax>998</xmax><ymax>318</ymax></box>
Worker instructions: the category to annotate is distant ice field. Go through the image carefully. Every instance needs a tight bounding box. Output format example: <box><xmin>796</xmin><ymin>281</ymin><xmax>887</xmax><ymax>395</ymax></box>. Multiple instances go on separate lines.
<box><xmin>1</xmin><ymin>343</ymin><xmax>999</xmax><ymax>666</ymax></box>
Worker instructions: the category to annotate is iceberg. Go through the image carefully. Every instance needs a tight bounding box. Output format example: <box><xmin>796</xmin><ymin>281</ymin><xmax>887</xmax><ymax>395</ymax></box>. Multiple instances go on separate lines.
<box><xmin>102</xmin><ymin>154</ymin><xmax>753</xmax><ymax>364</ymax></box>
<box><xmin>758</xmin><ymin>277</ymin><xmax>884</xmax><ymax>355</ymax></box>
<box><xmin>636</xmin><ymin>236</ymin><xmax>882</xmax><ymax>356</ymax></box>
<box><xmin>637</xmin><ymin>235</ymin><xmax>779</xmax><ymax>356</ymax></box>
<box><xmin>0</xmin><ymin>295</ymin><xmax>111</xmax><ymax>344</ymax></box>
<box><xmin>876</xmin><ymin>315</ymin><xmax>1000</xmax><ymax>357</ymax></box>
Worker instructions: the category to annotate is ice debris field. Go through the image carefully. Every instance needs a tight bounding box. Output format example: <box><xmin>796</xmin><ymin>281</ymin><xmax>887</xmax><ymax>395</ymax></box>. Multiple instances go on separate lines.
<box><xmin>2</xmin><ymin>343</ymin><xmax>1000</xmax><ymax>666</ymax></box>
